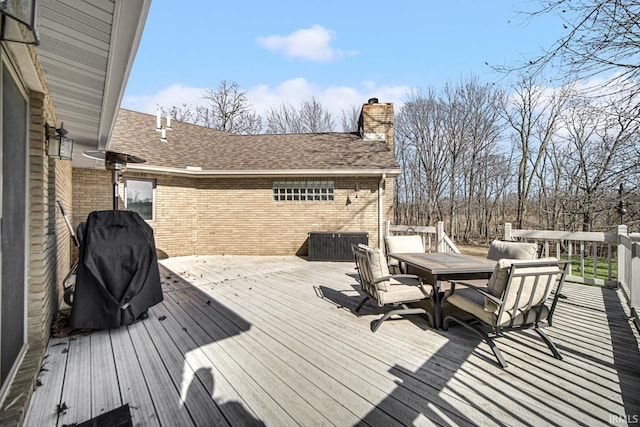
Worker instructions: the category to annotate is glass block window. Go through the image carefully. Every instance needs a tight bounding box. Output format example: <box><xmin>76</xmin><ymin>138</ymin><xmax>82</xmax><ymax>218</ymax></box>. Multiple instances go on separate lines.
<box><xmin>273</xmin><ymin>180</ymin><xmax>334</xmax><ymax>201</ymax></box>
<box><xmin>125</xmin><ymin>178</ymin><xmax>156</xmax><ymax>220</ymax></box>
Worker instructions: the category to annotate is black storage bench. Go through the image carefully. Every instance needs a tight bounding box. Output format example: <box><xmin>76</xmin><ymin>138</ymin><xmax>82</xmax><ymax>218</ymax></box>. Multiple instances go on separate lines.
<box><xmin>308</xmin><ymin>231</ymin><xmax>369</xmax><ymax>261</ymax></box>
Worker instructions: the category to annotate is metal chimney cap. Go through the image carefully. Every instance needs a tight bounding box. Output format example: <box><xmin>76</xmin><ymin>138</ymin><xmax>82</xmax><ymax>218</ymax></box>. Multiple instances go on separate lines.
<box><xmin>367</xmin><ymin>98</ymin><xmax>379</xmax><ymax>104</ymax></box>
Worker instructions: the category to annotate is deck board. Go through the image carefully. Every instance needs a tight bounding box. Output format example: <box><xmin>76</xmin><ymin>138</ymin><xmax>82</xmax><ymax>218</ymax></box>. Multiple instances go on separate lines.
<box><xmin>24</xmin><ymin>255</ymin><xmax>640</xmax><ymax>426</ymax></box>
<box><xmin>152</xmin><ymin>289</ymin><xmax>299</xmax><ymax>426</ymax></box>
<box><xmin>127</xmin><ymin>320</ymin><xmax>195</xmax><ymax>426</ymax></box>
<box><xmin>110</xmin><ymin>327</ymin><xmax>160</xmax><ymax>426</ymax></box>
<box><xmin>58</xmin><ymin>333</ymin><xmax>92</xmax><ymax>424</ymax></box>
<box><xmin>167</xmin><ymin>290</ymin><xmax>350</xmax><ymax>426</ymax></box>
<box><xmin>22</xmin><ymin>337</ymin><xmax>69</xmax><ymax>427</ymax></box>
<box><xmin>170</xmin><ymin>287</ymin><xmax>398</xmax><ymax>426</ymax></box>
<box><xmin>146</xmin><ymin>304</ymin><xmax>264</xmax><ymax>426</ymax></box>
<box><xmin>200</xmin><ymin>281</ymin><xmax>483</xmax><ymax>426</ymax></box>
<box><xmin>140</xmin><ymin>305</ymin><xmax>230</xmax><ymax>426</ymax></box>
<box><xmin>90</xmin><ymin>332</ymin><xmax>121</xmax><ymax>418</ymax></box>
<box><xmin>211</xmin><ymin>269</ymin><xmax>583</xmax><ymax>426</ymax></box>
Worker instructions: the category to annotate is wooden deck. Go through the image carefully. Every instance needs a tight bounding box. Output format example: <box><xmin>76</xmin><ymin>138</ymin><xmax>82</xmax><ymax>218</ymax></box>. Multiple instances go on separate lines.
<box><xmin>24</xmin><ymin>255</ymin><xmax>640</xmax><ymax>426</ymax></box>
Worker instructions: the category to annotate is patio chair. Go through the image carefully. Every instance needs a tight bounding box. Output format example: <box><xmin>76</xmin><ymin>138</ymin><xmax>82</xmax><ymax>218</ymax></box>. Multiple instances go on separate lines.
<box><xmin>442</xmin><ymin>258</ymin><xmax>568</xmax><ymax>368</ymax></box>
<box><xmin>352</xmin><ymin>243</ymin><xmax>434</xmax><ymax>332</ymax></box>
<box><xmin>487</xmin><ymin>239</ymin><xmax>538</xmax><ymax>261</ymax></box>
<box><xmin>384</xmin><ymin>234</ymin><xmax>425</xmax><ymax>274</ymax></box>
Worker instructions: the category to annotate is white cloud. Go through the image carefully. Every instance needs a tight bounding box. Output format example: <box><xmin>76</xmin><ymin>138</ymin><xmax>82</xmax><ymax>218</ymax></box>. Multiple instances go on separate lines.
<box><xmin>122</xmin><ymin>83</ymin><xmax>207</xmax><ymax>114</ymax></box>
<box><xmin>257</xmin><ymin>25</ymin><xmax>358</xmax><ymax>62</ymax></box>
<box><xmin>122</xmin><ymin>78</ymin><xmax>410</xmax><ymax>121</ymax></box>
<box><xmin>250</xmin><ymin>78</ymin><xmax>410</xmax><ymax>118</ymax></box>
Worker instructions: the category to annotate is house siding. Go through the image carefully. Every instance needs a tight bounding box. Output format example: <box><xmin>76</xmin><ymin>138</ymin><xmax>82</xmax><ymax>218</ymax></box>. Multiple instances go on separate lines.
<box><xmin>71</xmin><ymin>167</ymin><xmax>117</xmax><ymax>226</ymax></box>
<box><xmin>0</xmin><ymin>86</ymin><xmax>71</xmax><ymax>424</ymax></box>
<box><xmin>73</xmin><ymin>170</ymin><xmax>395</xmax><ymax>257</ymax></box>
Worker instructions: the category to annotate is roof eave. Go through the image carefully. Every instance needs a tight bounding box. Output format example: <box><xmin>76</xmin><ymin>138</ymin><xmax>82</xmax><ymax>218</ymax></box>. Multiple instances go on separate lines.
<box><xmin>97</xmin><ymin>0</ymin><xmax>152</xmax><ymax>152</ymax></box>
<box><xmin>34</xmin><ymin>0</ymin><xmax>151</xmax><ymax>169</ymax></box>
<box><xmin>124</xmin><ymin>164</ymin><xmax>402</xmax><ymax>178</ymax></box>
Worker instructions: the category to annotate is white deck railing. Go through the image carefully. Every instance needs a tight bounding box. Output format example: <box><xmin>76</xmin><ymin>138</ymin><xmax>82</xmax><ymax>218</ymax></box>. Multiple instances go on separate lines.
<box><xmin>618</xmin><ymin>227</ymin><xmax>640</xmax><ymax>325</ymax></box>
<box><xmin>386</xmin><ymin>221</ymin><xmax>639</xmax><ymax>326</ymax></box>
<box><xmin>504</xmin><ymin>223</ymin><xmax>619</xmax><ymax>287</ymax></box>
<box><xmin>505</xmin><ymin>223</ymin><xmax>639</xmax><ymax>326</ymax></box>
<box><xmin>385</xmin><ymin>221</ymin><xmax>461</xmax><ymax>254</ymax></box>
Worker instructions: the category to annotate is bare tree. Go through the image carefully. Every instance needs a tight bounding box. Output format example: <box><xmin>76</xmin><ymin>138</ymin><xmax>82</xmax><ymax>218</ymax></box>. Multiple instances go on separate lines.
<box><xmin>339</xmin><ymin>104</ymin><xmax>361</xmax><ymax>132</ymax></box>
<box><xmin>264</xmin><ymin>102</ymin><xmax>304</xmax><ymax>133</ymax></box>
<box><xmin>479</xmin><ymin>151</ymin><xmax>515</xmax><ymax>239</ymax></box>
<box><xmin>501</xmin><ymin>74</ymin><xmax>570</xmax><ymax>228</ymax></box>
<box><xmin>200</xmin><ymin>80</ymin><xmax>263</xmax><ymax>134</ymax></box>
<box><xmin>395</xmin><ymin>79</ymin><xmax>506</xmax><ymax>240</ymax></box>
<box><xmin>507</xmin><ymin>1</ymin><xmax>640</xmax><ymax>88</ymax></box>
<box><xmin>164</xmin><ymin>103</ymin><xmax>197</xmax><ymax>123</ymax></box>
<box><xmin>558</xmin><ymin>91</ymin><xmax>640</xmax><ymax>230</ymax></box>
<box><xmin>394</xmin><ymin>89</ymin><xmax>449</xmax><ymax>225</ymax></box>
<box><xmin>162</xmin><ymin>81</ymin><xmax>262</xmax><ymax>134</ymax></box>
<box><xmin>440</xmin><ymin>81</ymin><xmax>468</xmax><ymax>239</ymax></box>
<box><xmin>264</xmin><ymin>97</ymin><xmax>335</xmax><ymax>133</ymax></box>
<box><xmin>300</xmin><ymin>97</ymin><xmax>335</xmax><ymax>132</ymax></box>
<box><xmin>456</xmin><ymin>78</ymin><xmax>504</xmax><ymax>240</ymax></box>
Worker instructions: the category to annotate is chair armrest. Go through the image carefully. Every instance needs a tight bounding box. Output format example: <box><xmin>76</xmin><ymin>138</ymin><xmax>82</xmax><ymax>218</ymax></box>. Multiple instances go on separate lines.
<box><xmin>447</xmin><ymin>279</ymin><xmax>487</xmax><ymax>292</ymax></box>
<box><xmin>373</xmin><ymin>274</ymin><xmax>420</xmax><ymax>284</ymax></box>
<box><xmin>392</xmin><ymin>274</ymin><xmax>421</xmax><ymax>280</ymax></box>
<box><xmin>474</xmin><ymin>287</ymin><xmax>503</xmax><ymax>305</ymax></box>
<box><xmin>448</xmin><ymin>279</ymin><xmax>481</xmax><ymax>288</ymax></box>
<box><xmin>446</xmin><ymin>279</ymin><xmax>494</xmax><ymax>300</ymax></box>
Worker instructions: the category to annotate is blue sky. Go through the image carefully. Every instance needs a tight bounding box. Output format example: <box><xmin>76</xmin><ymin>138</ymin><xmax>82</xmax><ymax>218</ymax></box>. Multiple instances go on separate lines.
<box><xmin>122</xmin><ymin>0</ymin><xmax>565</xmax><ymax>117</ymax></box>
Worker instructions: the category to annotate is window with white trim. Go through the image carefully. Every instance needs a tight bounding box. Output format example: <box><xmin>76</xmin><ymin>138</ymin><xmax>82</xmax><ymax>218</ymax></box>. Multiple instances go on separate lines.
<box><xmin>125</xmin><ymin>178</ymin><xmax>156</xmax><ymax>220</ymax></box>
<box><xmin>272</xmin><ymin>180</ymin><xmax>334</xmax><ymax>201</ymax></box>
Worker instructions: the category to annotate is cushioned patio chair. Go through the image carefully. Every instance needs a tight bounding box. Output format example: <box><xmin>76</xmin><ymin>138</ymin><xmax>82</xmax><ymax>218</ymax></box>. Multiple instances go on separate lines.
<box><xmin>487</xmin><ymin>240</ymin><xmax>538</xmax><ymax>261</ymax></box>
<box><xmin>384</xmin><ymin>234</ymin><xmax>425</xmax><ymax>274</ymax></box>
<box><xmin>352</xmin><ymin>243</ymin><xmax>434</xmax><ymax>332</ymax></box>
<box><xmin>442</xmin><ymin>258</ymin><xmax>568</xmax><ymax>368</ymax></box>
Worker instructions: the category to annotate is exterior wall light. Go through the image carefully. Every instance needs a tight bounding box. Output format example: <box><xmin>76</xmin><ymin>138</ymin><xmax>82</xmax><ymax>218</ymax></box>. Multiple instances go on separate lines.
<box><xmin>45</xmin><ymin>122</ymin><xmax>73</xmax><ymax>160</ymax></box>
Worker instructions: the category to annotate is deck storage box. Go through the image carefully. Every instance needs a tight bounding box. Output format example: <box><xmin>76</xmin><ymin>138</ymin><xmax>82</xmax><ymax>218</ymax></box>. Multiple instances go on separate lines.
<box><xmin>308</xmin><ymin>231</ymin><xmax>369</xmax><ymax>261</ymax></box>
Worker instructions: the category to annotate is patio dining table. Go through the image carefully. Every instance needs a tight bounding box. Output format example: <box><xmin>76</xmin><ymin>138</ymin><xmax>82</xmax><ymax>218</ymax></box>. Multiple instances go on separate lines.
<box><xmin>387</xmin><ymin>252</ymin><xmax>497</xmax><ymax>328</ymax></box>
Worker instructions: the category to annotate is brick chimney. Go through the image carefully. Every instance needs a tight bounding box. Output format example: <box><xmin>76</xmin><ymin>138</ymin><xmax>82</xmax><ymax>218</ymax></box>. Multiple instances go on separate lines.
<box><xmin>359</xmin><ymin>98</ymin><xmax>394</xmax><ymax>152</ymax></box>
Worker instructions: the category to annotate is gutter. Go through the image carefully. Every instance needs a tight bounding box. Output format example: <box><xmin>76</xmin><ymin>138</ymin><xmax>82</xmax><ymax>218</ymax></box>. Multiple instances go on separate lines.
<box><xmin>124</xmin><ymin>164</ymin><xmax>401</xmax><ymax>178</ymax></box>
<box><xmin>379</xmin><ymin>173</ymin><xmax>386</xmax><ymax>249</ymax></box>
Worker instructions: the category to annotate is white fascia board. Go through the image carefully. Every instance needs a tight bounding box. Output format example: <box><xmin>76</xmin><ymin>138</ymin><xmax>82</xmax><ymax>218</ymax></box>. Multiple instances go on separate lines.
<box><xmin>125</xmin><ymin>164</ymin><xmax>402</xmax><ymax>178</ymax></box>
<box><xmin>98</xmin><ymin>0</ymin><xmax>152</xmax><ymax>150</ymax></box>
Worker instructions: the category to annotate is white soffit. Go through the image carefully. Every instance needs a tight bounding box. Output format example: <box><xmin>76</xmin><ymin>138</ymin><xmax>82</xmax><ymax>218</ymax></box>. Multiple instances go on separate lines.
<box><xmin>35</xmin><ymin>0</ymin><xmax>150</xmax><ymax>168</ymax></box>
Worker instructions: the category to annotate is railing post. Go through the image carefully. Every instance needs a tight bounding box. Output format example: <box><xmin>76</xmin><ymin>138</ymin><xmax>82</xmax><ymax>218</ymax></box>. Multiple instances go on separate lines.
<box><xmin>504</xmin><ymin>223</ymin><xmax>512</xmax><ymax>240</ymax></box>
<box><xmin>617</xmin><ymin>225</ymin><xmax>628</xmax><ymax>289</ymax></box>
<box><xmin>632</xmin><ymin>243</ymin><xmax>640</xmax><ymax>321</ymax></box>
<box><xmin>437</xmin><ymin>221</ymin><xmax>444</xmax><ymax>253</ymax></box>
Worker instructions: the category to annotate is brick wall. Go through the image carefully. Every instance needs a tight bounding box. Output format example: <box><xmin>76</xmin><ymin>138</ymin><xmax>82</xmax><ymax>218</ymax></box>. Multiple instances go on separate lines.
<box><xmin>26</xmin><ymin>90</ymin><xmax>63</xmax><ymax>348</ymax></box>
<box><xmin>26</xmin><ymin>92</ymin><xmax>53</xmax><ymax>352</ymax></box>
<box><xmin>52</xmin><ymin>158</ymin><xmax>73</xmax><ymax>304</ymax></box>
<box><xmin>1</xmin><ymin>87</ymin><xmax>70</xmax><ymax>424</ymax></box>
<box><xmin>72</xmin><ymin>168</ymin><xmax>115</xmax><ymax>226</ymax></box>
<box><xmin>194</xmin><ymin>176</ymin><xmax>391</xmax><ymax>255</ymax></box>
<box><xmin>73</xmin><ymin>170</ymin><xmax>395</xmax><ymax>257</ymax></box>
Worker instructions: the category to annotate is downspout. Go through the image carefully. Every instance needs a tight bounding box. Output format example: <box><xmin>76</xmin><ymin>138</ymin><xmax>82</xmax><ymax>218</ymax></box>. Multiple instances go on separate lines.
<box><xmin>378</xmin><ymin>173</ymin><xmax>386</xmax><ymax>249</ymax></box>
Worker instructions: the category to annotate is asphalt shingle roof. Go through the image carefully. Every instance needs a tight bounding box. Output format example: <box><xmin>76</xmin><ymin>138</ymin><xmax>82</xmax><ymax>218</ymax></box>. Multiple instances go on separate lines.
<box><xmin>107</xmin><ymin>109</ymin><xmax>400</xmax><ymax>175</ymax></box>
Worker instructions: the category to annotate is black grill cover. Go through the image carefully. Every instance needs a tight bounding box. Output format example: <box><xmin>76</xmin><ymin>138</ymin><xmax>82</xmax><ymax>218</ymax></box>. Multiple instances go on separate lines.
<box><xmin>70</xmin><ymin>210</ymin><xmax>163</xmax><ymax>329</ymax></box>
